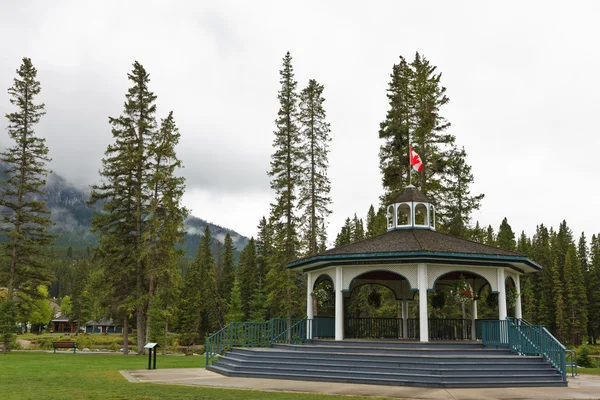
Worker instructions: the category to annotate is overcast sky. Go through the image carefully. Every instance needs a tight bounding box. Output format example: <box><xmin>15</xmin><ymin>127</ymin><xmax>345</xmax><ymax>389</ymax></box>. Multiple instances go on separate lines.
<box><xmin>1</xmin><ymin>0</ymin><xmax>599</xmax><ymax>244</ymax></box>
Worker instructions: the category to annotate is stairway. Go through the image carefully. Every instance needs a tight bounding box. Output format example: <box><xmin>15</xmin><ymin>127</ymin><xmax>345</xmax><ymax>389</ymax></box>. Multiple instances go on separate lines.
<box><xmin>207</xmin><ymin>339</ymin><xmax>567</xmax><ymax>388</ymax></box>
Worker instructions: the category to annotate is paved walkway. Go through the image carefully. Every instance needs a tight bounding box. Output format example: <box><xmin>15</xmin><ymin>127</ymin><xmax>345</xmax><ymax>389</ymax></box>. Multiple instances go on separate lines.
<box><xmin>122</xmin><ymin>368</ymin><xmax>600</xmax><ymax>399</ymax></box>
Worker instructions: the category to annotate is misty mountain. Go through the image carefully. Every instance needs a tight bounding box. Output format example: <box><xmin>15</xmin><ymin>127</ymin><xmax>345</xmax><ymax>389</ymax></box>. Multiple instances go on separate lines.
<box><xmin>2</xmin><ymin>166</ymin><xmax>250</xmax><ymax>257</ymax></box>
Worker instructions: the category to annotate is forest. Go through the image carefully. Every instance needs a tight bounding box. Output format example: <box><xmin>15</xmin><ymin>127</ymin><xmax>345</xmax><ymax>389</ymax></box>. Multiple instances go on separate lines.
<box><xmin>0</xmin><ymin>52</ymin><xmax>597</xmax><ymax>357</ymax></box>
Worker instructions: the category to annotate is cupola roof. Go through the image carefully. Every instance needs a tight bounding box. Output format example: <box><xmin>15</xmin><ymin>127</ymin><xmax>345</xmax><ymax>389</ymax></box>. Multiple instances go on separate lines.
<box><xmin>392</xmin><ymin>185</ymin><xmax>431</xmax><ymax>203</ymax></box>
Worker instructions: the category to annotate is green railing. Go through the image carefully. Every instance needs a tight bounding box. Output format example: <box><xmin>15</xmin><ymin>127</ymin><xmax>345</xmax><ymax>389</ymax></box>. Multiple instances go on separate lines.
<box><xmin>270</xmin><ymin>317</ymin><xmax>309</xmax><ymax>345</ymax></box>
<box><xmin>482</xmin><ymin>318</ymin><xmax>573</xmax><ymax>381</ymax></box>
<box><xmin>205</xmin><ymin>321</ymin><xmax>269</xmax><ymax>366</ymax></box>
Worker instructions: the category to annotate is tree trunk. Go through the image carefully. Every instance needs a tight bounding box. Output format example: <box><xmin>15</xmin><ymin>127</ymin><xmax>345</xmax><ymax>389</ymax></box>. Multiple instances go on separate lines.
<box><xmin>163</xmin><ymin>321</ymin><xmax>167</xmax><ymax>355</ymax></box>
<box><xmin>123</xmin><ymin>318</ymin><xmax>129</xmax><ymax>355</ymax></box>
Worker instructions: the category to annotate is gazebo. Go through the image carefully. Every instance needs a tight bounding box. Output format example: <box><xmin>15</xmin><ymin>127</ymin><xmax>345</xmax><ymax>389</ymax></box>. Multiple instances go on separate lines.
<box><xmin>287</xmin><ymin>185</ymin><xmax>541</xmax><ymax>342</ymax></box>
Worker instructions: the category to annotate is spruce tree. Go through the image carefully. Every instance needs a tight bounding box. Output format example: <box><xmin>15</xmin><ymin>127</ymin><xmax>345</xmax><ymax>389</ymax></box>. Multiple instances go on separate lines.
<box><xmin>225</xmin><ymin>280</ymin><xmax>244</xmax><ymax>323</ymax></box>
<box><xmin>268</xmin><ymin>51</ymin><xmax>302</xmax><ymax>263</ymax></box>
<box><xmin>365</xmin><ymin>205</ymin><xmax>377</xmax><ymax>238</ymax></box>
<box><xmin>0</xmin><ymin>57</ymin><xmax>53</xmax><ymax>303</ymax></box>
<box><xmin>196</xmin><ymin>226</ymin><xmax>221</xmax><ymax>335</ymax></box>
<box><xmin>352</xmin><ymin>214</ymin><xmax>365</xmax><ymax>241</ymax></box>
<box><xmin>238</xmin><ymin>238</ymin><xmax>257</xmax><ymax>320</ymax></box>
<box><xmin>266</xmin><ymin>52</ymin><xmax>305</xmax><ymax>320</ymax></box>
<box><xmin>143</xmin><ymin>111</ymin><xmax>187</xmax><ymax>343</ymax></box>
<box><xmin>298</xmin><ymin>79</ymin><xmax>332</xmax><ymax>256</ymax></box>
<box><xmin>378</xmin><ymin>56</ymin><xmax>413</xmax><ymax>202</ymax></box>
<box><xmin>218</xmin><ymin>234</ymin><xmax>236</xmax><ymax>306</ymax></box>
<box><xmin>563</xmin><ymin>245</ymin><xmax>587</xmax><ymax>345</ymax></box>
<box><xmin>484</xmin><ymin>225</ymin><xmax>496</xmax><ymax>247</ymax></box>
<box><xmin>438</xmin><ymin>147</ymin><xmax>484</xmax><ymax>236</ymax></box>
<box><xmin>587</xmin><ymin>235</ymin><xmax>600</xmax><ymax>343</ymax></box>
<box><xmin>496</xmin><ymin>218</ymin><xmax>516</xmax><ymax>251</ymax></box>
<box><xmin>552</xmin><ymin>257</ymin><xmax>567</xmax><ymax>342</ymax></box>
<box><xmin>256</xmin><ymin>217</ymin><xmax>274</xmax><ymax>282</ymax></box>
<box><xmin>531</xmin><ymin>225</ymin><xmax>554</xmax><ymax>327</ymax></box>
<box><xmin>89</xmin><ymin>61</ymin><xmax>157</xmax><ymax>353</ymax></box>
<box><xmin>249</xmin><ymin>278</ymin><xmax>268</xmax><ymax>321</ymax></box>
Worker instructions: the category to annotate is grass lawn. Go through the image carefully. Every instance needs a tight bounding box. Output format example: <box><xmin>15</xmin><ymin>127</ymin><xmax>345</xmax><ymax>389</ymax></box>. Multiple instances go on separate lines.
<box><xmin>574</xmin><ymin>367</ymin><xmax>600</xmax><ymax>375</ymax></box>
<box><xmin>0</xmin><ymin>352</ymin><xmax>392</xmax><ymax>400</ymax></box>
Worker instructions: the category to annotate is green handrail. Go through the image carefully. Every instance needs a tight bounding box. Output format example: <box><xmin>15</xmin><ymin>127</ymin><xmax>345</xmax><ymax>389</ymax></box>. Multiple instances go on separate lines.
<box><xmin>482</xmin><ymin>318</ymin><xmax>570</xmax><ymax>382</ymax></box>
<box><xmin>205</xmin><ymin>321</ymin><xmax>269</xmax><ymax>366</ymax></box>
<box><xmin>270</xmin><ymin>317</ymin><xmax>308</xmax><ymax>345</ymax></box>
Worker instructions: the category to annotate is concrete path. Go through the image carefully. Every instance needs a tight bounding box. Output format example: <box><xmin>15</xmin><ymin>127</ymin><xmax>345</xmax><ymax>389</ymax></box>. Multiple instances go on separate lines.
<box><xmin>123</xmin><ymin>368</ymin><xmax>600</xmax><ymax>399</ymax></box>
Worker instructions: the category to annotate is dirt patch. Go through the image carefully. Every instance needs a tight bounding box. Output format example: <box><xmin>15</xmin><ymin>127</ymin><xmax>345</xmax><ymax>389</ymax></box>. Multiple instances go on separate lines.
<box><xmin>16</xmin><ymin>339</ymin><xmax>32</xmax><ymax>349</ymax></box>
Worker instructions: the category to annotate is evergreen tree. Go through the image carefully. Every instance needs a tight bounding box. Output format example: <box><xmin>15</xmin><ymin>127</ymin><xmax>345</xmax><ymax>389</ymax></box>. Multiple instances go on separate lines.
<box><xmin>563</xmin><ymin>245</ymin><xmax>587</xmax><ymax>345</ymax></box>
<box><xmin>438</xmin><ymin>147</ymin><xmax>484</xmax><ymax>236</ymax></box>
<box><xmin>469</xmin><ymin>222</ymin><xmax>486</xmax><ymax>243</ymax></box>
<box><xmin>265</xmin><ymin>52</ymin><xmax>304</xmax><ymax>320</ymax></box>
<box><xmin>225</xmin><ymin>280</ymin><xmax>244</xmax><ymax>323</ymax></box>
<box><xmin>0</xmin><ymin>57</ymin><xmax>53</xmax><ymax>303</ymax></box>
<box><xmin>484</xmin><ymin>225</ymin><xmax>496</xmax><ymax>247</ymax></box>
<box><xmin>335</xmin><ymin>218</ymin><xmax>353</xmax><ymax>246</ymax></box>
<box><xmin>218</xmin><ymin>234</ymin><xmax>236</xmax><ymax>306</ymax></box>
<box><xmin>238</xmin><ymin>238</ymin><xmax>257</xmax><ymax>320</ymax></box>
<box><xmin>588</xmin><ymin>235</ymin><xmax>600</xmax><ymax>344</ymax></box>
<box><xmin>256</xmin><ymin>217</ymin><xmax>274</xmax><ymax>282</ymax></box>
<box><xmin>365</xmin><ymin>205</ymin><xmax>377</xmax><ymax>238</ymax></box>
<box><xmin>196</xmin><ymin>226</ymin><xmax>221</xmax><ymax>335</ymax></box>
<box><xmin>531</xmin><ymin>225</ymin><xmax>554</xmax><ymax>327</ymax></box>
<box><xmin>89</xmin><ymin>61</ymin><xmax>157</xmax><ymax>353</ymax></box>
<box><xmin>178</xmin><ymin>258</ymin><xmax>202</xmax><ymax>345</ymax></box>
<box><xmin>378</xmin><ymin>56</ymin><xmax>413</xmax><ymax>202</ymax></box>
<box><xmin>352</xmin><ymin>214</ymin><xmax>365</xmax><ymax>242</ymax></box>
<box><xmin>268</xmin><ymin>51</ymin><xmax>302</xmax><ymax>264</ymax></box>
<box><xmin>249</xmin><ymin>278</ymin><xmax>268</xmax><ymax>321</ymax></box>
<box><xmin>496</xmin><ymin>218</ymin><xmax>516</xmax><ymax>251</ymax></box>
<box><xmin>552</xmin><ymin>257</ymin><xmax>567</xmax><ymax>342</ymax></box>
<box><xmin>298</xmin><ymin>79</ymin><xmax>332</xmax><ymax>256</ymax></box>
<box><xmin>143</xmin><ymin>111</ymin><xmax>187</xmax><ymax>343</ymax></box>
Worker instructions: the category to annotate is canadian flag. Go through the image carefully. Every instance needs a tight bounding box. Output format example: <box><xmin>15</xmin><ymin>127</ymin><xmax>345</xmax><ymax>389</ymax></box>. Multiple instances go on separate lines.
<box><xmin>410</xmin><ymin>147</ymin><xmax>423</xmax><ymax>173</ymax></box>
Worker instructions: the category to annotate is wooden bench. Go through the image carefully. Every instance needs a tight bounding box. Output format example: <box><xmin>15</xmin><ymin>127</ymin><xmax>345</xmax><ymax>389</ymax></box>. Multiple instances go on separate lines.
<box><xmin>52</xmin><ymin>341</ymin><xmax>77</xmax><ymax>353</ymax></box>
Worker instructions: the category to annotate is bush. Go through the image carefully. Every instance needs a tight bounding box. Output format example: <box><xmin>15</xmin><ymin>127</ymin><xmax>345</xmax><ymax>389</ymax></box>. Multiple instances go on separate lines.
<box><xmin>577</xmin><ymin>344</ymin><xmax>596</xmax><ymax>368</ymax></box>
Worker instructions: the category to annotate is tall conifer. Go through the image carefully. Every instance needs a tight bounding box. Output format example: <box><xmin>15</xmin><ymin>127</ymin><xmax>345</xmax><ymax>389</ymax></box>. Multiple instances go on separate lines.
<box><xmin>298</xmin><ymin>79</ymin><xmax>332</xmax><ymax>256</ymax></box>
<box><xmin>0</xmin><ymin>58</ymin><xmax>53</xmax><ymax>302</ymax></box>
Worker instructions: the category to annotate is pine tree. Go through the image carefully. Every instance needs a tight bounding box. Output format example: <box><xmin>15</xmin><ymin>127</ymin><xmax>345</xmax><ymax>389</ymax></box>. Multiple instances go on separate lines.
<box><xmin>268</xmin><ymin>51</ymin><xmax>302</xmax><ymax>264</ymax></box>
<box><xmin>335</xmin><ymin>218</ymin><xmax>353</xmax><ymax>246</ymax></box>
<box><xmin>352</xmin><ymin>214</ymin><xmax>365</xmax><ymax>242</ymax></box>
<box><xmin>298</xmin><ymin>79</ymin><xmax>332</xmax><ymax>256</ymax></box>
<box><xmin>89</xmin><ymin>61</ymin><xmax>157</xmax><ymax>353</ymax></box>
<box><xmin>484</xmin><ymin>225</ymin><xmax>496</xmax><ymax>247</ymax></box>
<box><xmin>265</xmin><ymin>53</ymin><xmax>304</xmax><ymax>321</ymax></box>
<box><xmin>196</xmin><ymin>226</ymin><xmax>221</xmax><ymax>335</ymax></box>
<box><xmin>378</xmin><ymin>56</ymin><xmax>413</xmax><ymax>202</ymax></box>
<box><xmin>563</xmin><ymin>245</ymin><xmax>587</xmax><ymax>345</ymax></box>
<box><xmin>496</xmin><ymin>218</ymin><xmax>516</xmax><ymax>251</ymax></box>
<box><xmin>552</xmin><ymin>257</ymin><xmax>567</xmax><ymax>342</ymax></box>
<box><xmin>218</xmin><ymin>234</ymin><xmax>236</xmax><ymax>306</ymax></box>
<box><xmin>587</xmin><ymin>235</ymin><xmax>600</xmax><ymax>344</ymax></box>
<box><xmin>531</xmin><ymin>225</ymin><xmax>554</xmax><ymax>327</ymax></box>
<box><xmin>249</xmin><ymin>278</ymin><xmax>268</xmax><ymax>321</ymax></box>
<box><xmin>469</xmin><ymin>222</ymin><xmax>486</xmax><ymax>243</ymax></box>
<box><xmin>238</xmin><ymin>238</ymin><xmax>257</xmax><ymax>320</ymax></box>
<box><xmin>256</xmin><ymin>217</ymin><xmax>274</xmax><ymax>282</ymax></box>
<box><xmin>178</xmin><ymin>258</ymin><xmax>202</xmax><ymax>345</ymax></box>
<box><xmin>365</xmin><ymin>205</ymin><xmax>377</xmax><ymax>238</ymax></box>
<box><xmin>0</xmin><ymin>57</ymin><xmax>53</xmax><ymax>303</ymax></box>
<box><xmin>225</xmin><ymin>280</ymin><xmax>244</xmax><ymax>323</ymax></box>
<box><xmin>143</xmin><ymin>111</ymin><xmax>187</xmax><ymax>343</ymax></box>
<box><xmin>438</xmin><ymin>147</ymin><xmax>484</xmax><ymax>236</ymax></box>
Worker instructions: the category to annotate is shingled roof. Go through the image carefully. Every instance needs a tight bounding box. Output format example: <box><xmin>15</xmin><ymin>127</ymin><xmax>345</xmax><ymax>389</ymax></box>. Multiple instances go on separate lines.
<box><xmin>288</xmin><ymin>228</ymin><xmax>541</xmax><ymax>271</ymax></box>
<box><xmin>392</xmin><ymin>185</ymin><xmax>431</xmax><ymax>203</ymax></box>
<box><xmin>322</xmin><ymin>229</ymin><xmax>519</xmax><ymax>257</ymax></box>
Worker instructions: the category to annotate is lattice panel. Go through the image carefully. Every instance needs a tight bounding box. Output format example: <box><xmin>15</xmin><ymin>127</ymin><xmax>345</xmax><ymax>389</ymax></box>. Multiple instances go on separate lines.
<box><xmin>427</xmin><ymin>264</ymin><xmax>498</xmax><ymax>292</ymax></box>
<box><xmin>341</xmin><ymin>264</ymin><xmax>418</xmax><ymax>291</ymax></box>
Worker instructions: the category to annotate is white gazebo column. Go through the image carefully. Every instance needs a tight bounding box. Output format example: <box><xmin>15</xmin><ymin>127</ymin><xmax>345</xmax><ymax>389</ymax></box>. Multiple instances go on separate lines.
<box><xmin>497</xmin><ymin>268</ymin><xmax>507</xmax><ymax>320</ymax></box>
<box><xmin>306</xmin><ymin>272</ymin><xmax>313</xmax><ymax>339</ymax></box>
<box><xmin>515</xmin><ymin>274</ymin><xmax>522</xmax><ymax>319</ymax></box>
<box><xmin>471</xmin><ymin>299</ymin><xmax>478</xmax><ymax>340</ymax></box>
<box><xmin>335</xmin><ymin>266</ymin><xmax>344</xmax><ymax>340</ymax></box>
<box><xmin>418</xmin><ymin>263</ymin><xmax>428</xmax><ymax>342</ymax></box>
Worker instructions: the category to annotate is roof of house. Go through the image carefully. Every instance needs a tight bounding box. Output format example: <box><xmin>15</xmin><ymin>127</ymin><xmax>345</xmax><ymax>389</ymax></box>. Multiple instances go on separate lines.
<box><xmin>86</xmin><ymin>319</ymin><xmax>116</xmax><ymax>326</ymax></box>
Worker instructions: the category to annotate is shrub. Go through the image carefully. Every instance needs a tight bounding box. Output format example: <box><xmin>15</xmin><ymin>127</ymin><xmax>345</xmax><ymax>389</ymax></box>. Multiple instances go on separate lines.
<box><xmin>577</xmin><ymin>344</ymin><xmax>596</xmax><ymax>368</ymax></box>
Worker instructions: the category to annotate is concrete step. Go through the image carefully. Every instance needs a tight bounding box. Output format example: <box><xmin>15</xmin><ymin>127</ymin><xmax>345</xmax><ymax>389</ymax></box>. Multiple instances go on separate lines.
<box><xmin>207</xmin><ymin>364</ymin><xmax>568</xmax><ymax>388</ymax></box>
<box><xmin>311</xmin><ymin>339</ymin><xmax>486</xmax><ymax>349</ymax></box>
<box><xmin>274</xmin><ymin>343</ymin><xmax>513</xmax><ymax>356</ymax></box>
<box><xmin>217</xmin><ymin>356</ymin><xmax>557</xmax><ymax>375</ymax></box>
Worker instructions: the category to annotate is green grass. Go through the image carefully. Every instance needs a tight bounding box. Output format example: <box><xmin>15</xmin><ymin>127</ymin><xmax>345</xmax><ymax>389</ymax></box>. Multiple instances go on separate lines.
<box><xmin>0</xmin><ymin>352</ymin><xmax>392</xmax><ymax>400</ymax></box>
<box><xmin>575</xmin><ymin>367</ymin><xmax>600</xmax><ymax>375</ymax></box>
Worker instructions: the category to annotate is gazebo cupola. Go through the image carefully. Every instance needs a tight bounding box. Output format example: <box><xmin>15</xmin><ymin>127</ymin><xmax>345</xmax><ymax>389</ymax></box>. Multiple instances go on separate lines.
<box><xmin>386</xmin><ymin>185</ymin><xmax>435</xmax><ymax>231</ymax></box>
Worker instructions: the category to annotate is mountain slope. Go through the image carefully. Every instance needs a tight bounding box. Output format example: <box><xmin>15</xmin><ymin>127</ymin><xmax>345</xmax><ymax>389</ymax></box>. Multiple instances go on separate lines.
<box><xmin>2</xmin><ymin>167</ymin><xmax>250</xmax><ymax>257</ymax></box>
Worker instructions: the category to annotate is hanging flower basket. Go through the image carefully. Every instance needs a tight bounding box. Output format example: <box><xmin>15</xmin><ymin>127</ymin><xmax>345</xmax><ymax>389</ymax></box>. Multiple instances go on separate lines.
<box><xmin>451</xmin><ymin>277</ymin><xmax>474</xmax><ymax>305</ymax></box>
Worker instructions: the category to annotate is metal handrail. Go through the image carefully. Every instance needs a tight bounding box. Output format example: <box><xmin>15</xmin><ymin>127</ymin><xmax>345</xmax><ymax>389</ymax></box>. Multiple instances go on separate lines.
<box><xmin>270</xmin><ymin>317</ymin><xmax>308</xmax><ymax>345</ymax></box>
<box><xmin>205</xmin><ymin>321</ymin><xmax>269</xmax><ymax>366</ymax></box>
<box><xmin>482</xmin><ymin>318</ymin><xmax>570</xmax><ymax>382</ymax></box>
